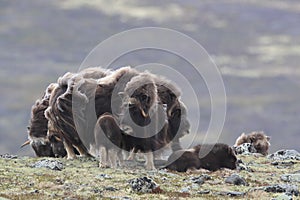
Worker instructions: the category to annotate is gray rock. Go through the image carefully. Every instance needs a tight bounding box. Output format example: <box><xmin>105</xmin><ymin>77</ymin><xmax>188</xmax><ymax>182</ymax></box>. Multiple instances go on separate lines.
<box><xmin>268</xmin><ymin>150</ymin><xmax>300</xmax><ymax>160</ymax></box>
<box><xmin>271</xmin><ymin>161</ymin><xmax>296</xmax><ymax>167</ymax></box>
<box><xmin>273</xmin><ymin>193</ymin><xmax>293</xmax><ymax>200</ymax></box>
<box><xmin>234</xmin><ymin>143</ymin><xmax>257</xmax><ymax>155</ymax></box>
<box><xmin>264</xmin><ymin>184</ymin><xmax>299</xmax><ymax>196</ymax></box>
<box><xmin>225</xmin><ymin>174</ymin><xmax>248</xmax><ymax>186</ymax></box>
<box><xmin>281</xmin><ymin>174</ymin><xmax>300</xmax><ymax>183</ymax></box>
<box><xmin>104</xmin><ymin>186</ymin><xmax>118</xmax><ymax>191</ymax></box>
<box><xmin>216</xmin><ymin>191</ymin><xmax>246</xmax><ymax>197</ymax></box>
<box><xmin>31</xmin><ymin>159</ymin><xmax>63</xmax><ymax>170</ymax></box>
<box><xmin>236</xmin><ymin>159</ymin><xmax>254</xmax><ymax>172</ymax></box>
<box><xmin>96</xmin><ymin>174</ymin><xmax>112</xmax><ymax>179</ymax></box>
<box><xmin>0</xmin><ymin>154</ymin><xmax>18</xmax><ymax>159</ymax></box>
<box><xmin>198</xmin><ymin>190</ymin><xmax>210</xmax><ymax>194</ymax></box>
<box><xmin>128</xmin><ymin>177</ymin><xmax>159</xmax><ymax>193</ymax></box>
<box><xmin>190</xmin><ymin>174</ymin><xmax>211</xmax><ymax>185</ymax></box>
<box><xmin>110</xmin><ymin>197</ymin><xmax>132</xmax><ymax>200</ymax></box>
<box><xmin>180</xmin><ymin>187</ymin><xmax>190</xmax><ymax>193</ymax></box>
<box><xmin>237</xmin><ymin>163</ymin><xmax>254</xmax><ymax>172</ymax></box>
<box><xmin>158</xmin><ymin>169</ymin><xmax>180</xmax><ymax>177</ymax></box>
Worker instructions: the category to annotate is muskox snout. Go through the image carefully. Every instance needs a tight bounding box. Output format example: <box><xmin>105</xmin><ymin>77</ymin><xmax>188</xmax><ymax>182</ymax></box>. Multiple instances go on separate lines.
<box><xmin>31</xmin><ymin>141</ymin><xmax>54</xmax><ymax>157</ymax></box>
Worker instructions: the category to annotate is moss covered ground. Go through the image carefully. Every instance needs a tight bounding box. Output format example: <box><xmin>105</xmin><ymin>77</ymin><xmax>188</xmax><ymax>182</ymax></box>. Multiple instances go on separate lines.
<box><xmin>0</xmin><ymin>155</ymin><xmax>299</xmax><ymax>200</ymax></box>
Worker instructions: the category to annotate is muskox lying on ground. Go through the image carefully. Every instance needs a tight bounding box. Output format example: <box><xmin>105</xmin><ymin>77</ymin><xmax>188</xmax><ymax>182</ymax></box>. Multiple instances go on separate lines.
<box><xmin>234</xmin><ymin>131</ymin><xmax>270</xmax><ymax>156</ymax></box>
<box><xmin>165</xmin><ymin>143</ymin><xmax>238</xmax><ymax>172</ymax></box>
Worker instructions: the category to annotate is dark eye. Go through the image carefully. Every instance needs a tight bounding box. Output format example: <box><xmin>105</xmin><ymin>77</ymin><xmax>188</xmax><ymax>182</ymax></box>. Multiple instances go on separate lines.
<box><xmin>140</xmin><ymin>94</ymin><xmax>149</xmax><ymax>103</ymax></box>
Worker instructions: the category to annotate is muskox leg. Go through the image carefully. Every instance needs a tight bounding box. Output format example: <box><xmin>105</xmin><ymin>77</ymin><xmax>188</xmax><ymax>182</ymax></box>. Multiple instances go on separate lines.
<box><xmin>122</xmin><ymin>150</ymin><xmax>129</xmax><ymax>161</ymax></box>
<box><xmin>117</xmin><ymin>150</ymin><xmax>124</xmax><ymax>167</ymax></box>
<box><xmin>127</xmin><ymin>148</ymin><xmax>136</xmax><ymax>160</ymax></box>
<box><xmin>154</xmin><ymin>148</ymin><xmax>165</xmax><ymax>160</ymax></box>
<box><xmin>108</xmin><ymin>149</ymin><xmax>118</xmax><ymax>168</ymax></box>
<box><xmin>99</xmin><ymin>146</ymin><xmax>108</xmax><ymax>168</ymax></box>
<box><xmin>145</xmin><ymin>152</ymin><xmax>155</xmax><ymax>170</ymax></box>
<box><xmin>74</xmin><ymin>144</ymin><xmax>90</xmax><ymax>157</ymax></box>
<box><xmin>89</xmin><ymin>143</ymin><xmax>97</xmax><ymax>157</ymax></box>
<box><xmin>64</xmin><ymin>141</ymin><xmax>77</xmax><ymax>159</ymax></box>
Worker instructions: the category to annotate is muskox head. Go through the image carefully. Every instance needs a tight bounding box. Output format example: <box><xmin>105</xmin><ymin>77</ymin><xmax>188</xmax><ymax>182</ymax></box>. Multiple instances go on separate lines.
<box><xmin>234</xmin><ymin>131</ymin><xmax>270</xmax><ymax>156</ymax></box>
<box><xmin>23</xmin><ymin>99</ymin><xmax>54</xmax><ymax>157</ymax></box>
<box><xmin>22</xmin><ymin>83</ymin><xmax>58</xmax><ymax>157</ymax></box>
<box><xmin>168</xmin><ymin>100</ymin><xmax>190</xmax><ymax>139</ymax></box>
<box><xmin>121</xmin><ymin>72</ymin><xmax>158</xmax><ymax>127</ymax></box>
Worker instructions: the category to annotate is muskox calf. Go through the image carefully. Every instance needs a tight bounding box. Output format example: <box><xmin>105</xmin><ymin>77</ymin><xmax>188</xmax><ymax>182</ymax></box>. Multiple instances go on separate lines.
<box><xmin>94</xmin><ymin>113</ymin><xmax>124</xmax><ymax>168</ymax></box>
<box><xmin>234</xmin><ymin>131</ymin><xmax>270</xmax><ymax>156</ymax></box>
<box><xmin>166</xmin><ymin>143</ymin><xmax>237</xmax><ymax>172</ymax></box>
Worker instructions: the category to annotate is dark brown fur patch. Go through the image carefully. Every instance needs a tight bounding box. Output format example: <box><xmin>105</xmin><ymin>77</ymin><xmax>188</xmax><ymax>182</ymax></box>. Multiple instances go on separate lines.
<box><xmin>166</xmin><ymin>143</ymin><xmax>237</xmax><ymax>172</ymax></box>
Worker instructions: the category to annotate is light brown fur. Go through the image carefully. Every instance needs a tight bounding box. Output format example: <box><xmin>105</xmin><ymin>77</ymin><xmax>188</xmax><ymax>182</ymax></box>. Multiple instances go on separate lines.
<box><xmin>234</xmin><ymin>131</ymin><xmax>270</xmax><ymax>156</ymax></box>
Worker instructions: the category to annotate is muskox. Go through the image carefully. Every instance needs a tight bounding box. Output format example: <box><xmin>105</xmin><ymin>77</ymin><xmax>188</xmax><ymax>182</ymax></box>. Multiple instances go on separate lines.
<box><xmin>45</xmin><ymin>73</ymin><xmax>98</xmax><ymax>159</ymax></box>
<box><xmin>45</xmin><ymin>67</ymin><xmax>140</xmax><ymax>159</ymax></box>
<box><xmin>153</xmin><ymin>76</ymin><xmax>190</xmax><ymax>151</ymax></box>
<box><xmin>94</xmin><ymin>112</ymin><xmax>169</xmax><ymax>169</ymax></box>
<box><xmin>166</xmin><ymin>143</ymin><xmax>237</xmax><ymax>172</ymax></box>
<box><xmin>22</xmin><ymin>83</ymin><xmax>67</xmax><ymax>157</ymax></box>
<box><xmin>234</xmin><ymin>131</ymin><xmax>270</xmax><ymax>156</ymax></box>
<box><xmin>94</xmin><ymin>113</ymin><xmax>123</xmax><ymax>168</ymax></box>
<box><xmin>103</xmin><ymin>72</ymin><xmax>162</xmax><ymax>169</ymax></box>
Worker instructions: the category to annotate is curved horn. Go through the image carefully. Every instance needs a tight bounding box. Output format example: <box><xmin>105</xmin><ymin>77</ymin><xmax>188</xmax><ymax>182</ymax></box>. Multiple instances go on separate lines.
<box><xmin>141</xmin><ymin>108</ymin><xmax>149</xmax><ymax>118</ymax></box>
<box><xmin>167</xmin><ymin>103</ymin><xmax>177</xmax><ymax>117</ymax></box>
<box><xmin>54</xmin><ymin>136</ymin><xmax>62</xmax><ymax>142</ymax></box>
<box><xmin>20</xmin><ymin>140</ymin><xmax>30</xmax><ymax>148</ymax></box>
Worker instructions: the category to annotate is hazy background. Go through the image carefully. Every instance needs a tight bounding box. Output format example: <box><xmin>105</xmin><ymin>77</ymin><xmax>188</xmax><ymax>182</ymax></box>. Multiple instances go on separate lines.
<box><xmin>0</xmin><ymin>0</ymin><xmax>299</xmax><ymax>156</ymax></box>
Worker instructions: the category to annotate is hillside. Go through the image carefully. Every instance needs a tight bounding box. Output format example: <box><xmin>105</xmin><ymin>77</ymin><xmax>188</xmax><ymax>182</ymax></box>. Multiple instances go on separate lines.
<box><xmin>0</xmin><ymin>152</ymin><xmax>299</xmax><ymax>199</ymax></box>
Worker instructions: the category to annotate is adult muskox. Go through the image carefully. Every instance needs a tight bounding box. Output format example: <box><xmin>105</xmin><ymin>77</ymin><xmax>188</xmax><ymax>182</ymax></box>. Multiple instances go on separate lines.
<box><xmin>21</xmin><ymin>83</ymin><xmax>67</xmax><ymax>157</ymax></box>
<box><xmin>152</xmin><ymin>76</ymin><xmax>190</xmax><ymax>153</ymax></box>
<box><xmin>45</xmin><ymin>73</ymin><xmax>98</xmax><ymax>159</ymax></box>
<box><xmin>45</xmin><ymin>67</ymin><xmax>140</xmax><ymax>159</ymax></box>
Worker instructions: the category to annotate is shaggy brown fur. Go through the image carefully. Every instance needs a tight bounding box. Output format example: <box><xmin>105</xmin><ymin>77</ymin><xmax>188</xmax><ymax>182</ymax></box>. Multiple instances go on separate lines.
<box><xmin>27</xmin><ymin>98</ymin><xmax>54</xmax><ymax>157</ymax></box>
<box><xmin>23</xmin><ymin>83</ymin><xmax>68</xmax><ymax>157</ymax></box>
<box><xmin>166</xmin><ymin>143</ymin><xmax>237</xmax><ymax>172</ymax></box>
<box><xmin>45</xmin><ymin>73</ymin><xmax>97</xmax><ymax>159</ymax></box>
<box><xmin>153</xmin><ymin>76</ymin><xmax>190</xmax><ymax>151</ymax></box>
<box><xmin>167</xmin><ymin>100</ymin><xmax>190</xmax><ymax>151</ymax></box>
<box><xmin>94</xmin><ymin>113</ymin><xmax>123</xmax><ymax>168</ymax></box>
<box><xmin>95</xmin><ymin>113</ymin><xmax>169</xmax><ymax>169</ymax></box>
<box><xmin>119</xmin><ymin>72</ymin><xmax>161</xmax><ymax>169</ymax></box>
<box><xmin>45</xmin><ymin>67</ymin><xmax>140</xmax><ymax>159</ymax></box>
<box><xmin>234</xmin><ymin>131</ymin><xmax>270</xmax><ymax>156</ymax></box>
<box><xmin>165</xmin><ymin>149</ymin><xmax>201</xmax><ymax>172</ymax></box>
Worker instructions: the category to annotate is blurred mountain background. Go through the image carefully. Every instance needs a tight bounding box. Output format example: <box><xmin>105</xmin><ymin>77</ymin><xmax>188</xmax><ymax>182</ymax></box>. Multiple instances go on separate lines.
<box><xmin>0</xmin><ymin>0</ymin><xmax>299</xmax><ymax>156</ymax></box>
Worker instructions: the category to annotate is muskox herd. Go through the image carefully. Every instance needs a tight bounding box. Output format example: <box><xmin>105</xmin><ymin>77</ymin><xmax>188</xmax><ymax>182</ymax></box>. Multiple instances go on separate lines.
<box><xmin>22</xmin><ymin>66</ymin><xmax>271</xmax><ymax>172</ymax></box>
